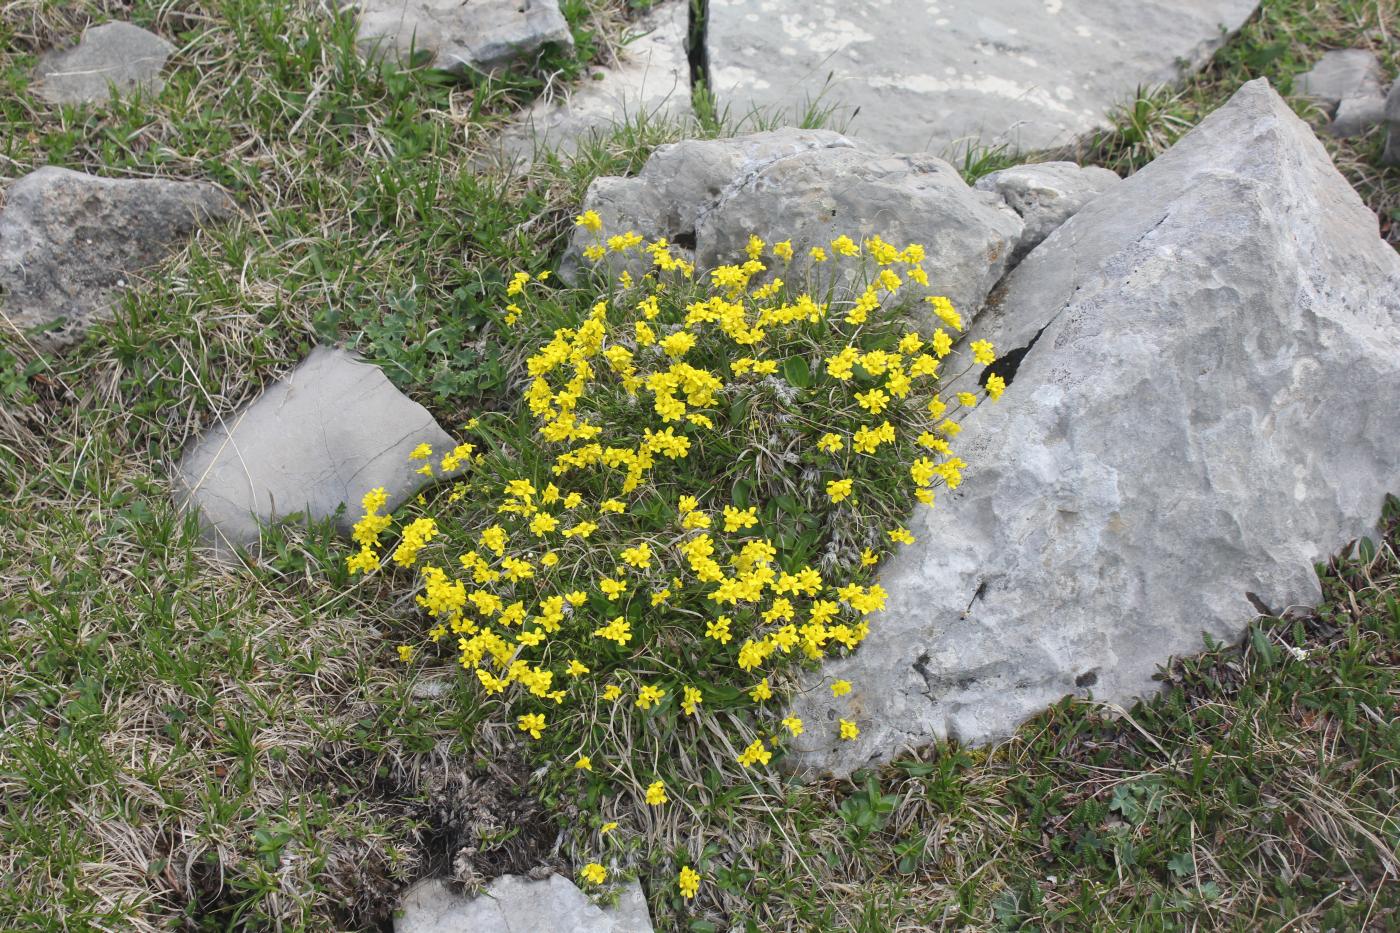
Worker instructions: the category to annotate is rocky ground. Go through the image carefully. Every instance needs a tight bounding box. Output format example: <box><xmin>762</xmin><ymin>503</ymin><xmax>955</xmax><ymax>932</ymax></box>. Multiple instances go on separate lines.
<box><xmin>1</xmin><ymin>1</ymin><xmax>1397</xmax><ymax>931</ymax></box>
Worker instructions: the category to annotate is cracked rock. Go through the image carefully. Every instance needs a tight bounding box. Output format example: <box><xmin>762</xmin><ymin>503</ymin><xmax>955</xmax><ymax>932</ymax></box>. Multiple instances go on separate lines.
<box><xmin>395</xmin><ymin>875</ymin><xmax>653</xmax><ymax>933</ymax></box>
<box><xmin>1295</xmin><ymin>49</ymin><xmax>1388</xmax><ymax>138</ymax></box>
<box><xmin>341</xmin><ymin>0</ymin><xmax>573</xmax><ymax>74</ymax></box>
<box><xmin>32</xmin><ymin>22</ymin><xmax>174</xmax><ymax>105</ymax></box>
<box><xmin>0</xmin><ymin>167</ymin><xmax>234</xmax><ymax>347</ymax></box>
<box><xmin>787</xmin><ymin>79</ymin><xmax>1400</xmax><ymax>777</ymax></box>
<box><xmin>175</xmin><ymin>346</ymin><xmax>456</xmax><ymax>557</ymax></box>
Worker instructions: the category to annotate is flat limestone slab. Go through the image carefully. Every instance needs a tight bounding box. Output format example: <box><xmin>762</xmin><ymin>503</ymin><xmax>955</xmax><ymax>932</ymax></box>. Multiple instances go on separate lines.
<box><xmin>706</xmin><ymin>0</ymin><xmax>1260</xmax><ymax>155</ymax></box>
<box><xmin>176</xmin><ymin>346</ymin><xmax>455</xmax><ymax>556</ymax></box>
<box><xmin>32</xmin><ymin>22</ymin><xmax>174</xmax><ymax>105</ymax></box>
<box><xmin>343</xmin><ymin>0</ymin><xmax>574</xmax><ymax>73</ymax></box>
<box><xmin>396</xmin><ymin>875</ymin><xmax>653</xmax><ymax>933</ymax></box>
<box><xmin>788</xmin><ymin>80</ymin><xmax>1400</xmax><ymax>776</ymax></box>
<box><xmin>490</xmin><ymin>0</ymin><xmax>693</xmax><ymax>167</ymax></box>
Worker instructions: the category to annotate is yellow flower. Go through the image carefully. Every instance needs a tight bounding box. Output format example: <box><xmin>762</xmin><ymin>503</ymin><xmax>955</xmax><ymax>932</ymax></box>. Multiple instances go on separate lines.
<box><xmin>620</xmin><ymin>543</ymin><xmax>652</xmax><ymax>569</ymax></box>
<box><xmin>831</xmin><ymin>235</ymin><xmax>859</xmax><ymax>257</ymax></box>
<box><xmin>722</xmin><ymin>506</ymin><xmax>758</xmax><ymax>533</ymax></box>
<box><xmin>855</xmin><ymin>388</ymin><xmax>889</xmax><ymax>414</ymax></box>
<box><xmin>600</xmin><ymin>498</ymin><xmax>627</xmax><ymax>514</ymax></box>
<box><xmin>746</xmin><ymin>234</ymin><xmax>765</xmax><ymax>260</ymax></box>
<box><xmin>583</xmin><ymin>244</ymin><xmax>606</xmax><ymax>262</ymax></box>
<box><xmin>645</xmin><ymin>780</ymin><xmax>668</xmax><ymax>805</ymax></box>
<box><xmin>773</xmin><ymin>239</ymin><xmax>794</xmax><ymax>261</ymax></box>
<box><xmin>603</xmin><ymin>684</ymin><xmax>622</xmax><ymax>701</ymax></box>
<box><xmin>781</xmin><ymin>716</ymin><xmax>804</xmax><ymax>736</ymax></box>
<box><xmin>888</xmin><ymin>526</ymin><xmax>915</xmax><ymax>545</ymax></box>
<box><xmin>566</xmin><ymin>659</ymin><xmax>590</xmax><ymax>676</ymax></box>
<box><xmin>817</xmin><ymin>433</ymin><xmax>844</xmax><ymax>454</ymax></box>
<box><xmin>575</xmin><ymin>756</ymin><xmax>593</xmax><ymax>771</ymax></box>
<box><xmin>409</xmin><ymin>443</ymin><xmax>433</xmax><ymax>461</ymax></box>
<box><xmin>839</xmin><ymin>719</ymin><xmax>860</xmax><ymax>740</ymax></box>
<box><xmin>986</xmin><ymin>373</ymin><xmax>1007</xmax><ymax>400</ymax></box>
<box><xmin>601</xmin><ymin>821</ymin><xmax>618</xmax><ymax>834</ymax></box>
<box><xmin>737</xmin><ymin>738</ymin><xmax>772</xmax><ymax>767</ymax></box>
<box><xmin>706</xmin><ymin>616</ymin><xmax>733</xmax><ymax>644</ymax></box>
<box><xmin>396</xmin><ymin>645</ymin><xmax>414</xmax><ymax>662</ymax></box>
<box><xmin>518</xmin><ymin>713</ymin><xmax>546</xmax><ymax>739</ymax></box>
<box><xmin>971</xmin><ymin>339</ymin><xmax>996</xmax><ymax>365</ymax></box>
<box><xmin>809</xmin><ymin>246</ymin><xmax>827</xmax><ymax>262</ymax></box>
<box><xmin>678</xmin><ymin>866</ymin><xmax>700</xmax><ymax>900</ymax></box>
<box><xmin>860</xmin><ymin>548</ymin><xmax>878</xmax><ymax>567</ymax></box>
<box><xmin>831</xmin><ymin>679</ymin><xmax>852</xmax><ymax>697</ymax></box>
<box><xmin>581</xmin><ymin>863</ymin><xmax>607</xmax><ymax>884</ymax></box>
<box><xmin>749</xmin><ymin>678</ymin><xmax>772</xmax><ymax>702</ymax></box>
<box><xmin>826</xmin><ymin>478</ymin><xmax>854</xmax><ymax>504</ymax></box>
<box><xmin>635</xmin><ymin>684</ymin><xmax>666</xmax><ymax>709</ymax></box>
<box><xmin>575</xmin><ymin>210</ymin><xmax>603</xmax><ymax>232</ymax></box>
<box><xmin>599</xmin><ymin>577</ymin><xmax>626</xmax><ymax>599</ymax></box>
<box><xmin>682</xmin><ymin>686</ymin><xmax>703</xmax><ymax>715</ymax></box>
<box><xmin>957</xmin><ymin>391</ymin><xmax>978</xmax><ymax>409</ymax></box>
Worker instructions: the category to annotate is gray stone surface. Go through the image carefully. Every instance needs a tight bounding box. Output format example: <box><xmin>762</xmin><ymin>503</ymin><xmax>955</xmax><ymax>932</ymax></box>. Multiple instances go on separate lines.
<box><xmin>343</xmin><ymin>0</ymin><xmax>573</xmax><ymax>73</ymax></box>
<box><xmin>176</xmin><ymin>346</ymin><xmax>455</xmax><ymax>556</ymax></box>
<box><xmin>788</xmin><ymin>79</ymin><xmax>1400</xmax><ymax>777</ymax></box>
<box><xmin>1330</xmin><ymin>95</ymin><xmax>1386</xmax><ymax>138</ymax></box>
<box><xmin>1382</xmin><ymin>76</ymin><xmax>1400</xmax><ymax>166</ymax></box>
<box><xmin>1295</xmin><ymin>48</ymin><xmax>1384</xmax><ymax>114</ymax></box>
<box><xmin>32</xmin><ymin>22</ymin><xmax>174</xmax><ymax>105</ymax></box>
<box><xmin>705</xmin><ymin>0</ymin><xmax>1259</xmax><ymax>155</ymax></box>
<box><xmin>0</xmin><ymin>167</ymin><xmax>234</xmax><ymax>347</ymax></box>
<box><xmin>974</xmin><ymin>161</ymin><xmax>1120</xmax><ymax>263</ymax></box>
<box><xmin>395</xmin><ymin>875</ymin><xmax>653</xmax><ymax>933</ymax></box>
<box><xmin>490</xmin><ymin>0</ymin><xmax>693</xmax><ymax>168</ymax></box>
<box><xmin>563</xmin><ymin>128</ymin><xmax>1024</xmax><ymax>320</ymax></box>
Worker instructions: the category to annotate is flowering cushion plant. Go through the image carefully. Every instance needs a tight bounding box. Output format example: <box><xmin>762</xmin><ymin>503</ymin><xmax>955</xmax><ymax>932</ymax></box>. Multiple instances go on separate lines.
<box><xmin>344</xmin><ymin>217</ymin><xmax>1001</xmax><ymax>906</ymax></box>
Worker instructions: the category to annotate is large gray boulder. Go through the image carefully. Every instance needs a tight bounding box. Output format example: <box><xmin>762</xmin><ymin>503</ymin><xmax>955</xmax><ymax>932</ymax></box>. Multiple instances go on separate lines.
<box><xmin>789</xmin><ymin>79</ymin><xmax>1400</xmax><ymax>777</ymax></box>
<box><xmin>342</xmin><ymin>0</ymin><xmax>573</xmax><ymax>73</ymax></box>
<box><xmin>175</xmin><ymin>346</ymin><xmax>455</xmax><ymax>557</ymax></box>
<box><xmin>0</xmin><ymin>167</ymin><xmax>234</xmax><ymax>347</ymax></box>
<box><xmin>563</xmin><ymin>129</ymin><xmax>1024</xmax><ymax>321</ymax></box>
<box><xmin>32</xmin><ymin>22</ymin><xmax>174</xmax><ymax>105</ymax></box>
<box><xmin>490</xmin><ymin>0</ymin><xmax>693</xmax><ymax>168</ymax></box>
<box><xmin>705</xmin><ymin>0</ymin><xmax>1259</xmax><ymax>155</ymax></box>
<box><xmin>395</xmin><ymin>875</ymin><xmax>653</xmax><ymax>933</ymax></box>
<box><xmin>973</xmin><ymin>162</ymin><xmax>1120</xmax><ymax>264</ymax></box>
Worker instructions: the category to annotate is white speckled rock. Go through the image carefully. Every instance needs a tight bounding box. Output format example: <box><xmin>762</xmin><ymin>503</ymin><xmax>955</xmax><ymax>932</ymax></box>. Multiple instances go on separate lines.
<box><xmin>788</xmin><ymin>79</ymin><xmax>1400</xmax><ymax>777</ymax></box>
<box><xmin>705</xmin><ymin>0</ymin><xmax>1259</xmax><ymax>155</ymax></box>
<box><xmin>395</xmin><ymin>875</ymin><xmax>653</xmax><ymax>933</ymax></box>
<box><xmin>562</xmin><ymin>128</ymin><xmax>1023</xmax><ymax>320</ymax></box>
<box><xmin>343</xmin><ymin>0</ymin><xmax>573</xmax><ymax>73</ymax></box>
<box><xmin>973</xmin><ymin>161</ymin><xmax>1120</xmax><ymax>263</ymax></box>
<box><xmin>32</xmin><ymin>22</ymin><xmax>174</xmax><ymax>105</ymax></box>
<box><xmin>0</xmin><ymin>167</ymin><xmax>234</xmax><ymax>347</ymax></box>
<box><xmin>175</xmin><ymin>346</ymin><xmax>455</xmax><ymax>557</ymax></box>
<box><xmin>490</xmin><ymin>0</ymin><xmax>693</xmax><ymax>167</ymax></box>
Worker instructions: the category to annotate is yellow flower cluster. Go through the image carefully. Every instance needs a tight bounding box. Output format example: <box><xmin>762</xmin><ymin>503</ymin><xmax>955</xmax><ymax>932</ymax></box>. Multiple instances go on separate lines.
<box><xmin>354</xmin><ymin>226</ymin><xmax>1005</xmax><ymax>906</ymax></box>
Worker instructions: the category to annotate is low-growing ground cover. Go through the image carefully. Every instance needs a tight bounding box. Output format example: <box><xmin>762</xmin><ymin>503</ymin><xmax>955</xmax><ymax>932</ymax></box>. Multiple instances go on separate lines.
<box><xmin>1</xmin><ymin>0</ymin><xmax>1396</xmax><ymax>930</ymax></box>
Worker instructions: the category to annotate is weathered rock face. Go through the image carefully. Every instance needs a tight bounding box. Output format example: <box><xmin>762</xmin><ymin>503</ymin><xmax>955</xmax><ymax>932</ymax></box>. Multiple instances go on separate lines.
<box><xmin>32</xmin><ymin>22</ymin><xmax>174</xmax><ymax>105</ymax></box>
<box><xmin>343</xmin><ymin>0</ymin><xmax>573</xmax><ymax>73</ymax></box>
<box><xmin>0</xmin><ymin>167</ymin><xmax>234</xmax><ymax>347</ymax></box>
<box><xmin>490</xmin><ymin>0</ymin><xmax>693</xmax><ymax>167</ymax></box>
<box><xmin>788</xmin><ymin>79</ymin><xmax>1400</xmax><ymax>777</ymax></box>
<box><xmin>176</xmin><ymin>346</ymin><xmax>455</xmax><ymax>557</ymax></box>
<box><xmin>1294</xmin><ymin>48</ymin><xmax>1388</xmax><ymax>138</ymax></box>
<box><xmin>563</xmin><ymin>129</ymin><xmax>1024</xmax><ymax>320</ymax></box>
<box><xmin>704</xmin><ymin>0</ymin><xmax>1259</xmax><ymax>155</ymax></box>
<box><xmin>395</xmin><ymin>875</ymin><xmax>653</xmax><ymax>933</ymax></box>
<box><xmin>973</xmin><ymin>162</ymin><xmax>1120</xmax><ymax>264</ymax></box>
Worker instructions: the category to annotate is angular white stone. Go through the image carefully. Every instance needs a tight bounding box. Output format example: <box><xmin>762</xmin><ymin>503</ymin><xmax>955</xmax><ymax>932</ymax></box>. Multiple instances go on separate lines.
<box><xmin>343</xmin><ymin>0</ymin><xmax>573</xmax><ymax>73</ymax></box>
<box><xmin>395</xmin><ymin>875</ymin><xmax>653</xmax><ymax>933</ymax></box>
<box><xmin>788</xmin><ymin>79</ymin><xmax>1400</xmax><ymax>777</ymax></box>
<box><xmin>0</xmin><ymin>167</ymin><xmax>234</xmax><ymax>347</ymax></box>
<box><xmin>32</xmin><ymin>22</ymin><xmax>174</xmax><ymax>105</ymax></box>
<box><xmin>973</xmin><ymin>161</ymin><xmax>1120</xmax><ymax>264</ymax></box>
<box><xmin>490</xmin><ymin>0</ymin><xmax>694</xmax><ymax>167</ymax></box>
<box><xmin>705</xmin><ymin>0</ymin><xmax>1259</xmax><ymax>155</ymax></box>
<box><xmin>175</xmin><ymin>346</ymin><xmax>455</xmax><ymax>556</ymax></box>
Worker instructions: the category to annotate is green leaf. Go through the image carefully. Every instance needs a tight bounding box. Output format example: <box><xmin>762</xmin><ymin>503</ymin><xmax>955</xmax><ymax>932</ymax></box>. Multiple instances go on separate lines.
<box><xmin>782</xmin><ymin>355</ymin><xmax>811</xmax><ymax>388</ymax></box>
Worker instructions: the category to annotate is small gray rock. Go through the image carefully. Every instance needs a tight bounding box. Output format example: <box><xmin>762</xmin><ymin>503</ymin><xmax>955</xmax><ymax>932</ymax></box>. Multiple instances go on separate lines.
<box><xmin>1382</xmin><ymin>76</ymin><xmax>1400</xmax><ymax>166</ymax></box>
<box><xmin>1329</xmin><ymin>94</ymin><xmax>1386</xmax><ymax>138</ymax></box>
<box><xmin>489</xmin><ymin>0</ymin><xmax>693</xmax><ymax>168</ymax></box>
<box><xmin>395</xmin><ymin>875</ymin><xmax>653</xmax><ymax>933</ymax></box>
<box><xmin>32</xmin><ymin>22</ymin><xmax>174</xmax><ymax>105</ymax></box>
<box><xmin>974</xmin><ymin>161</ymin><xmax>1120</xmax><ymax>264</ymax></box>
<box><xmin>1294</xmin><ymin>48</ymin><xmax>1384</xmax><ymax>115</ymax></box>
<box><xmin>175</xmin><ymin>346</ymin><xmax>456</xmax><ymax>557</ymax></box>
<box><xmin>343</xmin><ymin>0</ymin><xmax>573</xmax><ymax>73</ymax></box>
<box><xmin>0</xmin><ymin>167</ymin><xmax>234</xmax><ymax>347</ymax></box>
<box><xmin>788</xmin><ymin>79</ymin><xmax>1400</xmax><ymax>777</ymax></box>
